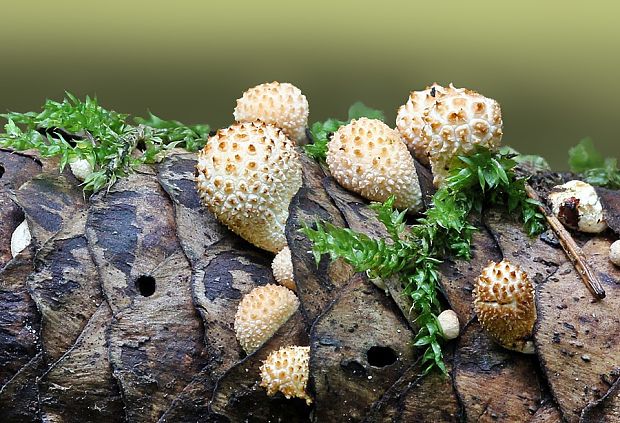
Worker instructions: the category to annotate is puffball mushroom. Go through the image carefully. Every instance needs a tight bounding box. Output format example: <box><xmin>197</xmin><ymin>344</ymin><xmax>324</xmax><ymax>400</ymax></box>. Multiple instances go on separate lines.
<box><xmin>10</xmin><ymin>220</ymin><xmax>31</xmax><ymax>258</ymax></box>
<box><xmin>473</xmin><ymin>260</ymin><xmax>536</xmax><ymax>354</ymax></box>
<box><xmin>234</xmin><ymin>284</ymin><xmax>300</xmax><ymax>354</ymax></box>
<box><xmin>326</xmin><ymin>117</ymin><xmax>423</xmax><ymax>212</ymax></box>
<box><xmin>548</xmin><ymin>180</ymin><xmax>607</xmax><ymax>234</ymax></box>
<box><xmin>395</xmin><ymin>83</ymin><xmax>440</xmax><ymax>166</ymax></box>
<box><xmin>396</xmin><ymin>83</ymin><xmax>503</xmax><ymax>187</ymax></box>
<box><xmin>437</xmin><ymin>309</ymin><xmax>460</xmax><ymax>340</ymax></box>
<box><xmin>260</xmin><ymin>345</ymin><xmax>312</xmax><ymax>405</ymax></box>
<box><xmin>234</xmin><ymin>81</ymin><xmax>309</xmax><ymax>144</ymax></box>
<box><xmin>272</xmin><ymin>246</ymin><xmax>296</xmax><ymax>291</ymax></box>
<box><xmin>69</xmin><ymin>158</ymin><xmax>94</xmax><ymax>182</ymax></box>
<box><xmin>195</xmin><ymin>121</ymin><xmax>302</xmax><ymax>253</ymax></box>
<box><xmin>610</xmin><ymin>240</ymin><xmax>620</xmax><ymax>267</ymax></box>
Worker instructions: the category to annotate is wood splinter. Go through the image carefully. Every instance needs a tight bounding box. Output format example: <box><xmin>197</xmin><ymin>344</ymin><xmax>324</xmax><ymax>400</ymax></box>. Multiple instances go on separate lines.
<box><xmin>525</xmin><ymin>184</ymin><xmax>606</xmax><ymax>300</ymax></box>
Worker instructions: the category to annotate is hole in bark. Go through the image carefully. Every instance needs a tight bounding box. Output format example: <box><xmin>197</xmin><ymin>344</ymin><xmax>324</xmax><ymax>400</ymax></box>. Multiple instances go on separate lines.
<box><xmin>367</xmin><ymin>346</ymin><xmax>397</xmax><ymax>367</ymax></box>
<box><xmin>0</xmin><ymin>164</ymin><xmax>4</xmax><ymax>179</ymax></box>
<box><xmin>135</xmin><ymin>275</ymin><xmax>156</xmax><ymax>297</ymax></box>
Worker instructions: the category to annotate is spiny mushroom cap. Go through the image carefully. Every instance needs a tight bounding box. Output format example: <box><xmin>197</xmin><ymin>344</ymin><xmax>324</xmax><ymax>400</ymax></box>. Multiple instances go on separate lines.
<box><xmin>473</xmin><ymin>260</ymin><xmax>536</xmax><ymax>354</ymax></box>
<box><xmin>548</xmin><ymin>180</ymin><xmax>607</xmax><ymax>234</ymax></box>
<box><xmin>272</xmin><ymin>246</ymin><xmax>296</xmax><ymax>291</ymax></box>
<box><xmin>234</xmin><ymin>81</ymin><xmax>309</xmax><ymax>144</ymax></box>
<box><xmin>326</xmin><ymin>117</ymin><xmax>422</xmax><ymax>212</ymax></box>
<box><xmin>234</xmin><ymin>284</ymin><xmax>299</xmax><ymax>354</ymax></box>
<box><xmin>396</xmin><ymin>83</ymin><xmax>503</xmax><ymax>186</ymax></box>
<box><xmin>395</xmin><ymin>83</ymin><xmax>441</xmax><ymax>166</ymax></box>
<box><xmin>260</xmin><ymin>345</ymin><xmax>312</xmax><ymax>405</ymax></box>
<box><xmin>610</xmin><ymin>240</ymin><xmax>620</xmax><ymax>267</ymax></box>
<box><xmin>195</xmin><ymin>121</ymin><xmax>302</xmax><ymax>253</ymax></box>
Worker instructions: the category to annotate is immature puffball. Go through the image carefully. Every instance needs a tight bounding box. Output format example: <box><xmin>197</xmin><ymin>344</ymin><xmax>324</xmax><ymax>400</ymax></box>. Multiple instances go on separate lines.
<box><xmin>234</xmin><ymin>284</ymin><xmax>299</xmax><ymax>354</ymax></box>
<box><xmin>395</xmin><ymin>83</ymin><xmax>441</xmax><ymax>166</ymax></box>
<box><xmin>437</xmin><ymin>309</ymin><xmax>460</xmax><ymax>340</ymax></box>
<box><xmin>548</xmin><ymin>180</ymin><xmax>607</xmax><ymax>233</ymax></box>
<box><xmin>272</xmin><ymin>246</ymin><xmax>296</xmax><ymax>291</ymax></box>
<box><xmin>473</xmin><ymin>260</ymin><xmax>536</xmax><ymax>354</ymax></box>
<box><xmin>260</xmin><ymin>345</ymin><xmax>312</xmax><ymax>405</ymax></box>
<box><xmin>234</xmin><ymin>81</ymin><xmax>309</xmax><ymax>144</ymax></box>
<box><xmin>396</xmin><ymin>83</ymin><xmax>503</xmax><ymax>186</ymax></box>
<box><xmin>195</xmin><ymin>121</ymin><xmax>302</xmax><ymax>253</ymax></box>
<box><xmin>610</xmin><ymin>240</ymin><xmax>620</xmax><ymax>267</ymax></box>
<box><xmin>326</xmin><ymin>117</ymin><xmax>423</xmax><ymax>212</ymax></box>
<box><xmin>69</xmin><ymin>158</ymin><xmax>94</xmax><ymax>182</ymax></box>
<box><xmin>10</xmin><ymin>220</ymin><xmax>31</xmax><ymax>258</ymax></box>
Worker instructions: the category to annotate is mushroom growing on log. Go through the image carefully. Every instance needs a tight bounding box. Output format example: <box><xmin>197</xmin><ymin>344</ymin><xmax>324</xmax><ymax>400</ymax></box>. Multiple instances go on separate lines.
<box><xmin>1</xmin><ymin>111</ymin><xmax>620</xmax><ymax>422</ymax></box>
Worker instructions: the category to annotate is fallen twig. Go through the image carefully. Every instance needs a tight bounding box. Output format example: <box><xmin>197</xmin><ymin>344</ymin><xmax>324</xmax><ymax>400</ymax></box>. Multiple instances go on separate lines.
<box><xmin>525</xmin><ymin>184</ymin><xmax>606</xmax><ymax>300</ymax></box>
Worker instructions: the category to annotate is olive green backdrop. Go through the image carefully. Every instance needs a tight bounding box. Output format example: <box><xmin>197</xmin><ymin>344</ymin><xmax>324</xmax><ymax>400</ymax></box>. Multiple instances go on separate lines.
<box><xmin>0</xmin><ymin>1</ymin><xmax>618</xmax><ymax>169</ymax></box>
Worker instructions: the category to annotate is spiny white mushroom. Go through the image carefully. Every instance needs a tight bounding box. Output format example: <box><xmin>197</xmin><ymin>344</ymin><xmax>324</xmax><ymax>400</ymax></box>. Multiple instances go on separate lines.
<box><xmin>437</xmin><ymin>309</ymin><xmax>460</xmax><ymax>340</ymax></box>
<box><xmin>326</xmin><ymin>117</ymin><xmax>422</xmax><ymax>212</ymax></box>
<box><xmin>260</xmin><ymin>345</ymin><xmax>312</xmax><ymax>405</ymax></box>
<box><xmin>234</xmin><ymin>284</ymin><xmax>299</xmax><ymax>354</ymax></box>
<box><xmin>473</xmin><ymin>260</ymin><xmax>536</xmax><ymax>354</ymax></box>
<box><xmin>195</xmin><ymin>121</ymin><xmax>302</xmax><ymax>253</ymax></box>
<box><xmin>69</xmin><ymin>158</ymin><xmax>94</xmax><ymax>182</ymax></box>
<box><xmin>548</xmin><ymin>180</ymin><xmax>607</xmax><ymax>233</ymax></box>
<box><xmin>395</xmin><ymin>83</ymin><xmax>441</xmax><ymax>166</ymax></box>
<box><xmin>234</xmin><ymin>81</ymin><xmax>309</xmax><ymax>144</ymax></box>
<box><xmin>272</xmin><ymin>246</ymin><xmax>296</xmax><ymax>291</ymax></box>
<box><xmin>396</xmin><ymin>83</ymin><xmax>503</xmax><ymax>186</ymax></box>
<box><xmin>10</xmin><ymin>220</ymin><xmax>31</xmax><ymax>258</ymax></box>
<box><xmin>610</xmin><ymin>240</ymin><xmax>620</xmax><ymax>267</ymax></box>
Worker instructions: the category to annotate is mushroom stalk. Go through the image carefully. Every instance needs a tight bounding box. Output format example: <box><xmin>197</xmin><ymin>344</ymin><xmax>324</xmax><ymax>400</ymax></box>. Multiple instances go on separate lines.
<box><xmin>525</xmin><ymin>184</ymin><xmax>605</xmax><ymax>300</ymax></box>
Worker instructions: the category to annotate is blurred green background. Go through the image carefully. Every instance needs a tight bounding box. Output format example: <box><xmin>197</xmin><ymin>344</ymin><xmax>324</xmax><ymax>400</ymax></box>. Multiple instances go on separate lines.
<box><xmin>0</xmin><ymin>0</ymin><xmax>617</xmax><ymax>169</ymax></box>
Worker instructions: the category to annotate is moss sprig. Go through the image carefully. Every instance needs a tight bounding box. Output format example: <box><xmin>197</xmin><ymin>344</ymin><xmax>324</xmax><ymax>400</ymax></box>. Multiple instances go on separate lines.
<box><xmin>0</xmin><ymin>93</ymin><xmax>209</xmax><ymax>193</ymax></box>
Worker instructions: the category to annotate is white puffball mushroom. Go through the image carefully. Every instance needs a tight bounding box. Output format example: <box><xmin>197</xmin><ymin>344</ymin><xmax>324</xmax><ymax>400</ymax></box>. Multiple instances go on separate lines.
<box><xmin>548</xmin><ymin>180</ymin><xmax>607</xmax><ymax>234</ymax></box>
<box><xmin>260</xmin><ymin>345</ymin><xmax>312</xmax><ymax>405</ymax></box>
<box><xmin>474</xmin><ymin>260</ymin><xmax>536</xmax><ymax>354</ymax></box>
<box><xmin>326</xmin><ymin>117</ymin><xmax>423</xmax><ymax>212</ymax></box>
<box><xmin>69</xmin><ymin>158</ymin><xmax>94</xmax><ymax>182</ymax></box>
<box><xmin>396</xmin><ymin>83</ymin><xmax>503</xmax><ymax>187</ymax></box>
<box><xmin>437</xmin><ymin>309</ymin><xmax>460</xmax><ymax>340</ymax></box>
<box><xmin>234</xmin><ymin>81</ymin><xmax>309</xmax><ymax>144</ymax></box>
<box><xmin>195</xmin><ymin>121</ymin><xmax>303</xmax><ymax>253</ymax></box>
<box><xmin>272</xmin><ymin>246</ymin><xmax>296</xmax><ymax>291</ymax></box>
<box><xmin>10</xmin><ymin>220</ymin><xmax>31</xmax><ymax>258</ymax></box>
<box><xmin>610</xmin><ymin>240</ymin><xmax>620</xmax><ymax>267</ymax></box>
<box><xmin>234</xmin><ymin>284</ymin><xmax>300</xmax><ymax>354</ymax></box>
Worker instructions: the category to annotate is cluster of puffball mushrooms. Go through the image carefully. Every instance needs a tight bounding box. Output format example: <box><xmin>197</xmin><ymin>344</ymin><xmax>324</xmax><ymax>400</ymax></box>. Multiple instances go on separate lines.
<box><xmin>7</xmin><ymin>82</ymin><xmax>618</xmax><ymax>405</ymax></box>
<box><xmin>191</xmin><ymin>81</ymin><xmax>619</xmax><ymax>404</ymax></box>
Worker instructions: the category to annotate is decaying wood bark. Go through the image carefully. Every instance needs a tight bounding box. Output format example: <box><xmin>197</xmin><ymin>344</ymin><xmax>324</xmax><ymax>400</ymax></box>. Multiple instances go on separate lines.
<box><xmin>1</xmin><ymin>148</ymin><xmax>619</xmax><ymax>422</ymax></box>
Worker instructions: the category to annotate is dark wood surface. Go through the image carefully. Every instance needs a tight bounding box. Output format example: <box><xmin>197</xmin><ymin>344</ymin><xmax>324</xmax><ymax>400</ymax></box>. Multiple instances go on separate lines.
<box><xmin>0</xmin><ymin>149</ymin><xmax>619</xmax><ymax>422</ymax></box>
